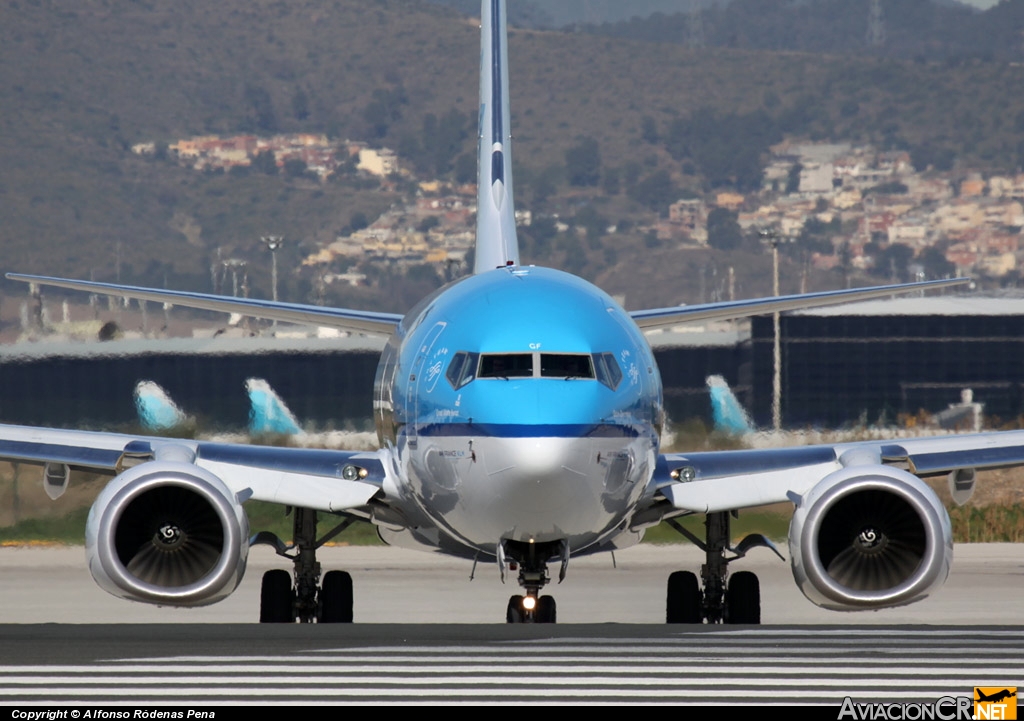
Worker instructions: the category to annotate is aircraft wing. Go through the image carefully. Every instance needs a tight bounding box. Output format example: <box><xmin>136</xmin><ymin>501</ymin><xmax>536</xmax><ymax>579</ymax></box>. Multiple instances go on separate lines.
<box><xmin>0</xmin><ymin>423</ymin><xmax>386</xmax><ymax>513</ymax></box>
<box><xmin>651</xmin><ymin>430</ymin><xmax>1024</xmax><ymax>514</ymax></box>
<box><xmin>5</xmin><ymin>273</ymin><xmax>403</xmax><ymax>336</ymax></box>
<box><xmin>629</xmin><ymin>278</ymin><xmax>968</xmax><ymax>330</ymax></box>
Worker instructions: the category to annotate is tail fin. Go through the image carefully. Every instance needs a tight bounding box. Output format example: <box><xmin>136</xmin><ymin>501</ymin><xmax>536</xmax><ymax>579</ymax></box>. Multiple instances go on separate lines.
<box><xmin>473</xmin><ymin>0</ymin><xmax>520</xmax><ymax>273</ymax></box>
<box><xmin>246</xmin><ymin>378</ymin><xmax>303</xmax><ymax>436</ymax></box>
<box><xmin>134</xmin><ymin>381</ymin><xmax>189</xmax><ymax>432</ymax></box>
<box><xmin>706</xmin><ymin>375</ymin><xmax>754</xmax><ymax>435</ymax></box>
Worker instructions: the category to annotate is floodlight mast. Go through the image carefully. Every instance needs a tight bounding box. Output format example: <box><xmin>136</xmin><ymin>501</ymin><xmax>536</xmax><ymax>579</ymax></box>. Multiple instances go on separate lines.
<box><xmin>261</xmin><ymin>235</ymin><xmax>284</xmax><ymax>331</ymax></box>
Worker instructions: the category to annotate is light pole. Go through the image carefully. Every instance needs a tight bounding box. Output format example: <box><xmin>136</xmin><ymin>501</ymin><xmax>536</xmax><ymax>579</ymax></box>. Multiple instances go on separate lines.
<box><xmin>222</xmin><ymin>259</ymin><xmax>247</xmax><ymax>298</ymax></box>
<box><xmin>261</xmin><ymin>235</ymin><xmax>284</xmax><ymax>303</ymax></box>
<box><xmin>759</xmin><ymin>228</ymin><xmax>790</xmax><ymax>432</ymax></box>
<box><xmin>261</xmin><ymin>235</ymin><xmax>284</xmax><ymax>332</ymax></box>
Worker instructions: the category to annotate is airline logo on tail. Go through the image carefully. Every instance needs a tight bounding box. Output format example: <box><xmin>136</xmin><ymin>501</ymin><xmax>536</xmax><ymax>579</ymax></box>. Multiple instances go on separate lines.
<box><xmin>246</xmin><ymin>378</ymin><xmax>302</xmax><ymax>436</ymax></box>
<box><xmin>706</xmin><ymin>375</ymin><xmax>754</xmax><ymax>435</ymax></box>
<box><xmin>134</xmin><ymin>378</ymin><xmax>303</xmax><ymax>436</ymax></box>
<box><xmin>133</xmin><ymin>381</ymin><xmax>189</xmax><ymax>432</ymax></box>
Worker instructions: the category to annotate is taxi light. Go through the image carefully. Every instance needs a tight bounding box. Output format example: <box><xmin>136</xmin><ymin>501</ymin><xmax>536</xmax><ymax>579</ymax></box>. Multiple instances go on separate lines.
<box><xmin>671</xmin><ymin>466</ymin><xmax>697</xmax><ymax>482</ymax></box>
<box><xmin>341</xmin><ymin>465</ymin><xmax>359</xmax><ymax>481</ymax></box>
<box><xmin>522</xmin><ymin>596</ymin><xmax>537</xmax><ymax>611</ymax></box>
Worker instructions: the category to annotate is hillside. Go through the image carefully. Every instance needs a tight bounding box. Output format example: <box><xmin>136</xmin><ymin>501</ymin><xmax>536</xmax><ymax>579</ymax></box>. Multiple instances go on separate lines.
<box><xmin>585</xmin><ymin>0</ymin><xmax>1019</xmax><ymax>61</ymax></box>
<box><xmin>4</xmin><ymin>0</ymin><xmax>1024</xmax><ymax>316</ymax></box>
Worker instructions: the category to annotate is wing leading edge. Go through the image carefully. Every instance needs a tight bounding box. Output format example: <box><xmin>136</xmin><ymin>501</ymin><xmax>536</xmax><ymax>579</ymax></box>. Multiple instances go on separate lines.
<box><xmin>651</xmin><ymin>429</ymin><xmax>1024</xmax><ymax>515</ymax></box>
<box><xmin>0</xmin><ymin>423</ymin><xmax>386</xmax><ymax>513</ymax></box>
<box><xmin>5</xmin><ymin>273</ymin><xmax>402</xmax><ymax>336</ymax></box>
<box><xmin>630</xmin><ymin>277</ymin><xmax>968</xmax><ymax>330</ymax></box>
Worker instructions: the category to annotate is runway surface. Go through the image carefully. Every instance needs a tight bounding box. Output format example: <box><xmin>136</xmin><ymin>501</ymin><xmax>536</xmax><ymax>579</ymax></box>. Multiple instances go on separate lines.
<box><xmin>0</xmin><ymin>626</ymin><xmax>1020</xmax><ymax>704</ymax></box>
<box><xmin>2</xmin><ymin>543</ymin><xmax>1021</xmax><ymax>624</ymax></box>
<box><xmin>0</xmin><ymin>544</ymin><xmax>1021</xmax><ymax>704</ymax></box>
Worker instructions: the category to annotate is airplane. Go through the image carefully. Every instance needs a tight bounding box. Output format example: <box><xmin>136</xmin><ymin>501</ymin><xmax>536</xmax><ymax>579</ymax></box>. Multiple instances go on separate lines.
<box><xmin>134</xmin><ymin>380</ymin><xmax>191</xmax><ymax>433</ymax></box>
<box><xmin>706</xmin><ymin>375</ymin><xmax>754</xmax><ymax>436</ymax></box>
<box><xmin>975</xmin><ymin>689</ymin><xmax>1017</xmax><ymax>704</ymax></box>
<box><xmin>2</xmin><ymin>0</ymin><xmax>1022</xmax><ymax>625</ymax></box>
<box><xmin>245</xmin><ymin>378</ymin><xmax>303</xmax><ymax>437</ymax></box>
<box><xmin>134</xmin><ymin>378</ymin><xmax>304</xmax><ymax>437</ymax></box>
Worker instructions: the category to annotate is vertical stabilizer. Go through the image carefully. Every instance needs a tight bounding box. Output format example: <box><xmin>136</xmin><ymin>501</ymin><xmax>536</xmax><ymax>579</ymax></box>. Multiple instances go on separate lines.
<box><xmin>474</xmin><ymin>0</ymin><xmax>520</xmax><ymax>273</ymax></box>
<box><xmin>134</xmin><ymin>381</ymin><xmax>189</xmax><ymax>432</ymax></box>
<box><xmin>246</xmin><ymin>378</ymin><xmax>303</xmax><ymax>436</ymax></box>
<box><xmin>706</xmin><ymin>375</ymin><xmax>754</xmax><ymax>435</ymax></box>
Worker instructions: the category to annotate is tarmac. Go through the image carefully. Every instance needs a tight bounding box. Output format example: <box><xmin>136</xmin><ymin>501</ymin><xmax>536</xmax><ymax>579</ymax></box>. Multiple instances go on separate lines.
<box><xmin>0</xmin><ymin>542</ymin><xmax>1020</xmax><ymax>625</ymax></box>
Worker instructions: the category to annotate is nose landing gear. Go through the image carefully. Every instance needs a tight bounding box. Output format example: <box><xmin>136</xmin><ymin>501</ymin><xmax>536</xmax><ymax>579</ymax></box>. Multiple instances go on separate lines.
<box><xmin>506</xmin><ymin>593</ymin><xmax>557</xmax><ymax>623</ymax></box>
<box><xmin>501</xmin><ymin>539</ymin><xmax>566</xmax><ymax>624</ymax></box>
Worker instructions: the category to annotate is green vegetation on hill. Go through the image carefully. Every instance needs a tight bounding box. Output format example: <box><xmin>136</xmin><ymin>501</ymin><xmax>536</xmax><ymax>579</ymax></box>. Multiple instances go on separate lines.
<box><xmin>5</xmin><ymin>0</ymin><xmax>1024</xmax><ymax>313</ymax></box>
<box><xmin>587</xmin><ymin>0</ymin><xmax>1024</xmax><ymax>62</ymax></box>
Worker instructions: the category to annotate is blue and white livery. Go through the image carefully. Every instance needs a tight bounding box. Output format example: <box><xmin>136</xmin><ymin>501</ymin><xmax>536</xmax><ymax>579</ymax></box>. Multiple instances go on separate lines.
<box><xmin>2</xmin><ymin>0</ymin><xmax>1020</xmax><ymax>624</ymax></box>
<box><xmin>707</xmin><ymin>375</ymin><xmax>755</xmax><ymax>436</ymax></box>
<box><xmin>134</xmin><ymin>381</ymin><xmax>190</xmax><ymax>433</ymax></box>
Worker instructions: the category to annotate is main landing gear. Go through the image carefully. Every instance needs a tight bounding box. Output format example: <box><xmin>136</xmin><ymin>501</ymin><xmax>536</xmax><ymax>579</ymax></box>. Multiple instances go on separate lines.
<box><xmin>664</xmin><ymin>510</ymin><xmax>783</xmax><ymax>625</ymax></box>
<box><xmin>500</xmin><ymin>539</ymin><xmax>567</xmax><ymax>624</ymax></box>
<box><xmin>255</xmin><ymin>507</ymin><xmax>356</xmax><ymax>623</ymax></box>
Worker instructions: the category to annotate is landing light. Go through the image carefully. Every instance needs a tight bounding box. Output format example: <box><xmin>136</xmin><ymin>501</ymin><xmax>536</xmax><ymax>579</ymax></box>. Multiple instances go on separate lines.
<box><xmin>341</xmin><ymin>465</ymin><xmax>361</xmax><ymax>481</ymax></box>
<box><xmin>522</xmin><ymin>596</ymin><xmax>537</xmax><ymax>611</ymax></box>
<box><xmin>670</xmin><ymin>466</ymin><xmax>697</xmax><ymax>483</ymax></box>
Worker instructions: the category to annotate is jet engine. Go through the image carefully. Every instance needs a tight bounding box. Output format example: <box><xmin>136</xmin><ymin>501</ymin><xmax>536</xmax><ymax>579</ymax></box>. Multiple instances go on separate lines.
<box><xmin>85</xmin><ymin>461</ymin><xmax>249</xmax><ymax>607</ymax></box>
<box><xmin>789</xmin><ymin>465</ymin><xmax>952</xmax><ymax>611</ymax></box>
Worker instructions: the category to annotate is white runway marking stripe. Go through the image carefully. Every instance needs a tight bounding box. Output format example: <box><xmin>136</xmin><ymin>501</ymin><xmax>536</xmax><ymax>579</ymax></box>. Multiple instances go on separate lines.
<box><xmin>2</xmin><ymin>630</ymin><xmax>1019</xmax><ymax>704</ymax></box>
<box><xmin>0</xmin><ymin>674</ymin><xmax>1016</xmax><ymax>686</ymax></box>
<box><xmin>0</xmin><ymin>688</ymin><xmax>986</xmax><ymax>699</ymax></box>
<box><xmin>0</xmin><ymin>664</ymin><xmax>1020</xmax><ymax>676</ymax></box>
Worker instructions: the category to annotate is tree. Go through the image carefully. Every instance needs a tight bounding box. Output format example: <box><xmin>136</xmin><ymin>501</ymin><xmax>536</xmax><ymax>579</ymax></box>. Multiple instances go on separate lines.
<box><xmin>423</xmin><ymin>108</ymin><xmax>471</xmax><ymax>178</ymax></box>
<box><xmin>283</xmin><ymin>158</ymin><xmax>308</xmax><ymax>178</ymax></box>
<box><xmin>627</xmin><ymin>169</ymin><xmax>677</xmax><ymax>212</ymax></box>
<box><xmin>454</xmin><ymin>153</ymin><xmax>476</xmax><ymax>184</ymax></box>
<box><xmin>291</xmin><ymin>88</ymin><xmax>310</xmax><ymax>122</ymax></box>
<box><xmin>911</xmin><ymin>144</ymin><xmax>956</xmax><ymax>172</ymax></box>
<box><xmin>665</xmin><ymin>108</ymin><xmax>777</xmax><ymax>191</ymax></box>
<box><xmin>602</xmin><ymin>167</ymin><xmax>621</xmax><ymax>196</ymax></box>
<box><xmin>361</xmin><ymin>86</ymin><xmax>408</xmax><ymax>139</ymax></box>
<box><xmin>641</xmin><ymin>115</ymin><xmax>659</xmax><ymax>144</ymax></box>
<box><xmin>917</xmin><ymin>246</ymin><xmax>955</xmax><ymax>278</ymax></box>
<box><xmin>872</xmin><ymin>243</ymin><xmax>915</xmax><ymax>282</ymax></box>
<box><xmin>349</xmin><ymin>211</ymin><xmax>368</xmax><ymax>233</ymax></box>
<box><xmin>252</xmin><ymin>150</ymin><xmax>278</xmax><ymax>176</ymax></box>
<box><xmin>706</xmin><ymin>207</ymin><xmax>743</xmax><ymax>251</ymax></box>
<box><xmin>574</xmin><ymin>205</ymin><xmax>608</xmax><ymax>246</ymax></box>
<box><xmin>529</xmin><ymin>166</ymin><xmax>561</xmax><ymax>209</ymax></box>
<box><xmin>786</xmin><ymin>163</ymin><xmax>802</xmax><ymax>194</ymax></box>
<box><xmin>565</xmin><ymin>136</ymin><xmax>601</xmax><ymax>187</ymax></box>
<box><xmin>242</xmin><ymin>84</ymin><xmax>277</xmax><ymax>133</ymax></box>
<box><xmin>520</xmin><ymin>216</ymin><xmax>557</xmax><ymax>259</ymax></box>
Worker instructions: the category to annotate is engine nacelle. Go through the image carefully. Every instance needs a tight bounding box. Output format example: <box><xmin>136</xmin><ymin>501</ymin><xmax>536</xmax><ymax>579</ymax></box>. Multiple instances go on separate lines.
<box><xmin>85</xmin><ymin>461</ymin><xmax>249</xmax><ymax>607</ymax></box>
<box><xmin>789</xmin><ymin>465</ymin><xmax>952</xmax><ymax>611</ymax></box>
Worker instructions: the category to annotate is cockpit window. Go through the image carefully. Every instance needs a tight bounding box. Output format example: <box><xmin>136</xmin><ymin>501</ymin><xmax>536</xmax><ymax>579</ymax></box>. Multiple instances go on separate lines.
<box><xmin>540</xmin><ymin>354</ymin><xmax>594</xmax><ymax>379</ymax></box>
<box><xmin>446</xmin><ymin>351</ymin><xmax>619</xmax><ymax>387</ymax></box>
<box><xmin>446</xmin><ymin>351</ymin><xmax>479</xmax><ymax>389</ymax></box>
<box><xmin>592</xmin><ymin>352</ymin><xmax>623</xmax><ymax>390</ymax></box>
<box><xmin>479</xmin><ymin>353</ymin><xmax>533</xmax><ymax>378</ymax></box>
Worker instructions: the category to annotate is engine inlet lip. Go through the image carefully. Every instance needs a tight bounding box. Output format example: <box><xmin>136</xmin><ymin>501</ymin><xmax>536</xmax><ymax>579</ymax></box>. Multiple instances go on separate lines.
<box><xmin>94</xmin><ymin>466</ymin><xmax>243</xmax><ymax>604</ymax></box>
<box><xmin>801</xmin><ymin>475</ymin><xmax>945</xmax><ymax>607</ymax></box>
